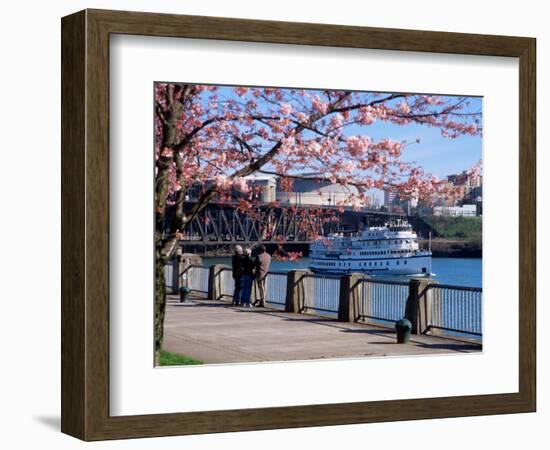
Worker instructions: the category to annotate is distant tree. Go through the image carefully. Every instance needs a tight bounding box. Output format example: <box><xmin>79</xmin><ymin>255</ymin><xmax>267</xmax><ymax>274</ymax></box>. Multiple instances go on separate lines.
<box><xmin>153</xmin><ymin>83</ymin><xmax>481</xmax><ymax>361</ymax></box>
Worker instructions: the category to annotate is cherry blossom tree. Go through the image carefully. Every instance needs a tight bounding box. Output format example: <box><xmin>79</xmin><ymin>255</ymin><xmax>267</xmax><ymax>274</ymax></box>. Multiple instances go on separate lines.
<box><xmin>153</xmin><ymin>83</ymin><xmax>481</xmax><ymax>360</ymax></box>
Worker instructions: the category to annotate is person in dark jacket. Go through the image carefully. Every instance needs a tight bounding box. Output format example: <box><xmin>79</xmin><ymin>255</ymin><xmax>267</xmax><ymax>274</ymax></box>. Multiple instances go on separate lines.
<box><xmin>253</xmin><ymin>245</ymin><xmax>271</xmax><ymax>307</ymax></box>
<box><xmin>240</xmin><ymin>248</ymin><xmax>255</xmax><ymax>307</ymax></box>
<box><xmin>231</xmin><ymin>245</ymin><xmax>244</xmax><ymax>306</ymax></box>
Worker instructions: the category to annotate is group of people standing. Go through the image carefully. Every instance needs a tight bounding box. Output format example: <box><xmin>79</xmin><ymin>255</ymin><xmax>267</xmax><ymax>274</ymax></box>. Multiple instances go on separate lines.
<box><xmin>231</xmin><ymin>244</ymin><xmax>271</xmax><ymax>308</ymax></box>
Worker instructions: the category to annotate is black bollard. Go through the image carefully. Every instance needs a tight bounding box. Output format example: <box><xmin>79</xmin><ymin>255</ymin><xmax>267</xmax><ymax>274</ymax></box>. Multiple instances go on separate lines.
<box><xmin>395</xmin><ymin>318</ymin><xmax>412</xmax><ymax>343</ymax></box>
<box><xmin>179</xmin><ymin>286</ymin><xmax>190</xmax><ymax>303</ymax></box>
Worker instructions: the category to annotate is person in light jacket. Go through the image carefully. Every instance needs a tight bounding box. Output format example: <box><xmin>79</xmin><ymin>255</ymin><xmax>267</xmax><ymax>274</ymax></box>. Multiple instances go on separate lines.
<box><xmin>253</xmin><ymin>245</ymin><xmax>271</xmax><ymax>307</ymax></box>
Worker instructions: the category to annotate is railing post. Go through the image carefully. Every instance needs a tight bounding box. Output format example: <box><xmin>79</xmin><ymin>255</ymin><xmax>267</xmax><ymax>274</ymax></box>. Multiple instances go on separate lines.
<box><xmin>178</xmin><ymin>258</ymin><xmax>188</xmax><ymax>289</ymax></box>
<box><xmin>163</xmin><ymin>262</ymin><xmax>172</xmax><ymax>294</ymax></box>
<box><xmin>285</xmin><ymin>270</ymin><xmax>308</xmax><ymax>313</ymax></box>
<box><xmin>405</xmin><ymin>279</ymin><xmax>420</xmax><ymax>333</ymax></box>
<box><xmin>178</xmin><ymin>256</ymin><xmax>194</xmax><ymax>290</ymax></box>
<box><xmin>405</xmin><ymin>278</ymin><xmax>435</xmax><ymax>334</ymax></box>
<box><xmin>171</xmin><ymin>258</ymin><xmax>179</xmax><ymax>294</ymax></box>
<box><xmin>419</xmin><ymin>279</ymin><xmax>437</xmax><ymax>334</ymax></box>
<box><xmin>338</xmin><ymin>273</ymin><xmax>362</xmax><ymax>322</ymax></box>
<box><xmin>207</xmin><ymin>264</ymin><xmax>225</xmax><ymax>300</ymax></box>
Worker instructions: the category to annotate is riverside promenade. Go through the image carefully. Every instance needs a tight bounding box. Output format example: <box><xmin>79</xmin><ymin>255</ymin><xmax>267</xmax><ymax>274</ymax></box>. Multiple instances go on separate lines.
<box><xmin>163</xmin><ymin>295</ymin><xmax>481</xmax><ymax>364</ymax></box>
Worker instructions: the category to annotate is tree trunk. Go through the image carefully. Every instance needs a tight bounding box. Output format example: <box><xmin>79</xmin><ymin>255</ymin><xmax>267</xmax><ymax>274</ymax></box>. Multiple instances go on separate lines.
<box><xmin>154</xmin><ymin>248</ymin><xmax>166</xmax><ymax>365</ymax></box>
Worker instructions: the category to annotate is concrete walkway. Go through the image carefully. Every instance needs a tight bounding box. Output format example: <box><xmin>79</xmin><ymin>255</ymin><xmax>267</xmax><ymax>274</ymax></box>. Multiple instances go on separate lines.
<box><xmin>163</xmin><ymin>295</ymin><xmax>481</xmax><ymax>364</ymax></box>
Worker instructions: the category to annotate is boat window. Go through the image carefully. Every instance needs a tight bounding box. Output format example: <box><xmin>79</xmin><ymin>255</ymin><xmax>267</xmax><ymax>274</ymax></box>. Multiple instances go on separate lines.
<box><xmin>404</xmin><ymin>260</ymin><xmax>407</xmax><ymax>264</ymax></box>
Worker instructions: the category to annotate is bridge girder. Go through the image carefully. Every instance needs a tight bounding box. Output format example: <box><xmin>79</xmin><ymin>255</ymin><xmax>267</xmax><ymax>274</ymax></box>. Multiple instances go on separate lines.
<box><xmin>178</xmin><ymin>202</ymin><xmax>408</xmax><ymax>245</ymax></box>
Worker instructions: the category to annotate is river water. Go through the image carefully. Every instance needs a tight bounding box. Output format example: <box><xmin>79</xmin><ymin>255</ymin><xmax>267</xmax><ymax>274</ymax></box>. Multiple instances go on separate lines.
<box><xmin>202</xmin><ymin>256</ymin><xmax>482</xmax><ymax>288</ymax></box>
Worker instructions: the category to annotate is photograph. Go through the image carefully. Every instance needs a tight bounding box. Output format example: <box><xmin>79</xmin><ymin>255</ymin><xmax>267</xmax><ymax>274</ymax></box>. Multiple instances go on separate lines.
<box><xmin>154</xmin><ymin>82</ymin><xmax>483</xmax><ymax>366</ymax></box>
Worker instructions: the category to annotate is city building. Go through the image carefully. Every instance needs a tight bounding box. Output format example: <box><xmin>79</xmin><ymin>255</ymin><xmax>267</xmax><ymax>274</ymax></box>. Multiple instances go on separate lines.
<box><xmin>245</xmin><ymin>175</ymin><xmax>277</xmax><ymax>203</ymax></box>
<box><xmin>276</xmin><ymin>173</ymin><xmax>365</xmax><ymax>208</ymax></box>
<box><xmin>384</xmin><ymin>187</ymin><xmax>418</xmax><ymax>214</ymax></box>
<box><xmin>433</xmin><ymin>204</ymin><xmax>477</xmax><ymax>217</ymax></box>
<box><xmin>184</xmin><ymin>175</ymin><xmax>277</xmax><ymax>203</ymax></box>
<box><xmin>383</xmin><ymin>188</ymin><xmax>398</xmax><ymax>207</ymax></box>
<box><xmin>447</xmin><ymin>170</ymin><xmax>482</xmax><ymax>189</ymax></box>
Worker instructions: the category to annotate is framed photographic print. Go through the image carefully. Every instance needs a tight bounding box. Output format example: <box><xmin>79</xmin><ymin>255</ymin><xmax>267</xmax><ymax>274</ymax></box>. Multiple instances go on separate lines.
<box><xmin>61</xmin><ymin>9</ymin><xmax>536</xmax><ymax>441</ymax></box>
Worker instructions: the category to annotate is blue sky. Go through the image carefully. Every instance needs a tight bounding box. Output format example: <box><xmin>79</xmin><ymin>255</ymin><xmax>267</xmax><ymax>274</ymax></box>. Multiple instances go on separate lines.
<box><xmin>355</xmin><ymin>106</ymin><xmax>482</xmax><ymax>180</ymax></box>
<box><xmin>360</xmin><ymin>112</ymin><xmax>482</xmax><ymax>203</ymax></box>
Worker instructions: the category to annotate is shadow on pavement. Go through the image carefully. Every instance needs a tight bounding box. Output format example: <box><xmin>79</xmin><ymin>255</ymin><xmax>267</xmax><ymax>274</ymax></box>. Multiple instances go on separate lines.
<box><xmin>414</xmin><ymin>342</ymin><xmax>482</xmax><ymax>352</ymax></box>
<box><xmin>365</xmin><ymin>341</ymin><xmax>481</xmax><ymax>352</ymax></box>
<box><xmin>339</xmin><ymin>328</ymin><xmax>394</xmax><ymax>335</ymax></box>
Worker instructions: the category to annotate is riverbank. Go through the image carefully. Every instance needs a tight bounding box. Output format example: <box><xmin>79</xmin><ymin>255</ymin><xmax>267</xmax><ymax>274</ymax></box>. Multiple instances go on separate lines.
<box><xmin>418</xmin><ymin>238</ymin><xmax>482</xmax><ymax>258</ymax></box>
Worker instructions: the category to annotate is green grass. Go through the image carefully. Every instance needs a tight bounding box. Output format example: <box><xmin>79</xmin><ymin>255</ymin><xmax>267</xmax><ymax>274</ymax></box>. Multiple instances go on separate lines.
<box><xmin>159</xmin><ymin>350</ymin><xmax>204</xmax><ymax>366</ymax></box>
<box><xmin>421</xmin><ymin>215</ymin><xmax>482</xmax><ymax>240</ymax></box>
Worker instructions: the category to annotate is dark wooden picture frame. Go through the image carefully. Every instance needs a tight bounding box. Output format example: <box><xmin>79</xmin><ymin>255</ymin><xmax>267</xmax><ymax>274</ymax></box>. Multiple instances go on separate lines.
<box><xmin>61</xmin><ymin>9</ymin><xmax>536</xmax><ymax>441</ymax></box>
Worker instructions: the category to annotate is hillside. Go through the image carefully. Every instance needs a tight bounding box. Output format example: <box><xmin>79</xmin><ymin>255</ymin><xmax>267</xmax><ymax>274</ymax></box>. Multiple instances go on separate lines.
<box><xmin>413</xmin><ymin>215</ymin><xmax>482</xmax><ymax>241</ymax></box>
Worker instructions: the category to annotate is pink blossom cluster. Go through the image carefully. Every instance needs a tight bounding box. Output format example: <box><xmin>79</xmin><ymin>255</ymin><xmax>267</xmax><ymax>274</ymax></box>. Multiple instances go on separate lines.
<box><xmin>345</xmin><ymin>136</ymin><xmax>372</xmax><ymax>157</ymax></box>
<box><xmin>234</xmin><ymin>87</ymin><xmax>250</xmax><ymax>97</ymax></box>
<box><xmin>357</xmin><ymin>106</ymin><xmax>377</xmax><ymax>125</ymax></box>
<box><xmin>329</xmin><ymin>113</ymin><xmax>344</xmax><ymax>131</ymax></box>
<box><xmin>398</xmin><ymin>101</ymin><xmax>411</xmax><ymax>115</ymax></box>
<box><xmin>279</xmin><ymin>103</ymin><xmax>293</xmax><ymax>115</ymax></box>
<box><xmin>311</xmin><ymin>95</ymin><xmax>328</xmax><ymax>115</ymax></box>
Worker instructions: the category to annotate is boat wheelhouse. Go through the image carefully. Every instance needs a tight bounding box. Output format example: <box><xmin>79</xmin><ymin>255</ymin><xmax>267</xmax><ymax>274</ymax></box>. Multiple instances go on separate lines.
<box><xmin>309</xmin><ymin>219</ymin><xmax>432</xmax><ymax>275</ymax></box>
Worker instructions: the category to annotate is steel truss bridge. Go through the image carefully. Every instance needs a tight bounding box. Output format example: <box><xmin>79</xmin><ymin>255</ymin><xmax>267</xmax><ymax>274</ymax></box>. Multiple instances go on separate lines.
<box><xmin>178</xmin><ymin>201</ymin><xmax>407</xmax><ymax>246</ymax></box>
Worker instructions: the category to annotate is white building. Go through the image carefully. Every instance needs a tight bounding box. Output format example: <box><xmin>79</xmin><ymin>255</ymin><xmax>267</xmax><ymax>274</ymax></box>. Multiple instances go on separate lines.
<box><xmin>433</xmin><ymin>204</ymin><xmax>477</xmax><ymax>217</ymax></box>
<box><xmin>244</xmin><ymin>174</ymin><xmax>277</xmax><ymax>202</ymax></box>
<box><xmin>276</xmin><ymin>174</ymin><xmax>365</xmax><ymax>208</ymax></box>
